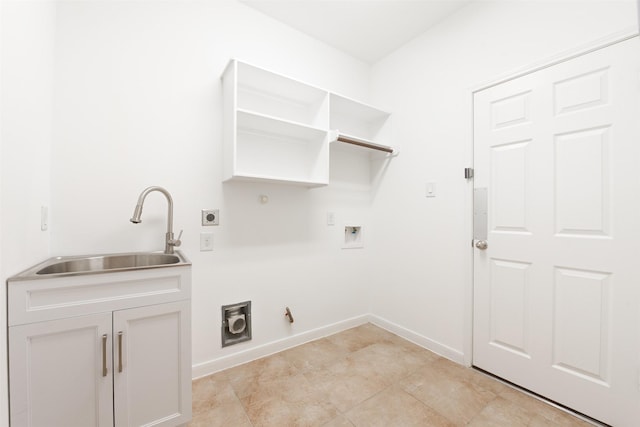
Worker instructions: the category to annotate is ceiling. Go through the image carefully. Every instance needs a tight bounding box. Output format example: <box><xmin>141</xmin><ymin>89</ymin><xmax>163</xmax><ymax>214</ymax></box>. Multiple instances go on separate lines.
<box><xmin>240</xmin><ymin>0</ymin><xmax>473</xmax><ymax>63</ymax></box>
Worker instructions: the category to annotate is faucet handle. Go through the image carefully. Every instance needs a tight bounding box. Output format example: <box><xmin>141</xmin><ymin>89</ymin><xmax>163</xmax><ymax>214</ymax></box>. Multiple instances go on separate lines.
<box><xmin>171</xmin><ymin>229</ymin><xmax>183</xmax><ymax>247</ymax></box>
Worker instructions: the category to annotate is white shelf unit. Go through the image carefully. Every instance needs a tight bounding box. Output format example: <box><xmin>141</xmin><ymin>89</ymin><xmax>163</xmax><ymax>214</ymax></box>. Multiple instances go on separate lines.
<box><xmin>222</xmin><ymin>60</ymin><xmax>330</xmax><ymax>187</ymax></box>
<box><xmin>222</xmin><ymin>59</ymin><xmax>393</xmax><ymax>186</ymax></box>
<box><xmin>329</xmin><ymin>93</ymin><xmax>393</xmax><ymax>156</ymax></box>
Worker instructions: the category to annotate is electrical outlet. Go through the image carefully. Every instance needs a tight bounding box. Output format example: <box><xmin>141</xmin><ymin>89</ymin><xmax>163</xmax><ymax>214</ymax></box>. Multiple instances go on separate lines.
<box><xmin>202</xmin><ymin>209</ymin><xmax>219</xmax><ymax>226</ymax></box>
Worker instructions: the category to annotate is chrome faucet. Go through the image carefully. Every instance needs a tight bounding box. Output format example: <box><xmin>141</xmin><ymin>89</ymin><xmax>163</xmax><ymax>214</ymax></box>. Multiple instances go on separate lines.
<box><xmin>130</xmin><ymin>186</ymin><xmax>182</xmax><ymax>254</ymax></box>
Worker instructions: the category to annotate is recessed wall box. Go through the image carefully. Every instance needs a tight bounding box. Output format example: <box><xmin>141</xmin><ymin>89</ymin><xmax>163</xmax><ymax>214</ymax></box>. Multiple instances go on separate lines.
<box><xmin>221</xmin><ymin>301</ymin><xmax>251</xmax><ymax>347</ymax></box>
<box><xmin>343</xmin><ymin>225</ymin><xmax>363</xmax><ymax>249</ymax></box>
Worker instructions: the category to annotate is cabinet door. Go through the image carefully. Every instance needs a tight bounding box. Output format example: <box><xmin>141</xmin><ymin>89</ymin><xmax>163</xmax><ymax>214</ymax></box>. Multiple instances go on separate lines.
<box><xmin>9</xmin><ymin>313</ymin><xmax>114</xmax><ymax>427</ymax></box>
<box><xmin>113</xmin><ymin>301</ymin><xmax>191</xmax><ymax>427</ymax></box>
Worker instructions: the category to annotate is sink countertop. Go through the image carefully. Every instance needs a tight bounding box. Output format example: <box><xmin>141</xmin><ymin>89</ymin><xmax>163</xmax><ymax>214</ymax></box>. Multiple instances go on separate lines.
<box><xmin>8</xmin><ymin>250</ymin><xmax>191</xmax><ymax>281</ymax></box>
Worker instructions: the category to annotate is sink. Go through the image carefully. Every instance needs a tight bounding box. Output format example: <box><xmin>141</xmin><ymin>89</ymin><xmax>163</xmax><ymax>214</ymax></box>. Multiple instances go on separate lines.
<box><xmin>10</xmin><ymin>251</ymin><xmax>190</xmax><ymax>280</ymax></box>
<box><xmin>36</xmin><ymin>253</ymin><xmax>181</xmax><ymax>275</ymax></box>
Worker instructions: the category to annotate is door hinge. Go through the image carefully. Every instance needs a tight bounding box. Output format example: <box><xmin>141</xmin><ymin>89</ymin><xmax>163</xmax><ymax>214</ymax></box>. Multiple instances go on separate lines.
<box><xmin>465</xmin><ymin>167</ymin><xmax>474</xmax><ymax>179</ymax></box>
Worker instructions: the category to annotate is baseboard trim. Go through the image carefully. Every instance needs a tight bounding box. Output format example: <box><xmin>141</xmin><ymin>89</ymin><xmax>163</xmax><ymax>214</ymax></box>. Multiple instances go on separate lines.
<box><xmin>191</xmin><ymin>313</ymin><xmax>466</xmax><ymax>379</ymax></box>
<box><xmin>368</xmin><ymin>315</ymin><xmax>465</xmax><ymax>365</ymax></box>
<box><xmin>191</xmin><ymin>314</ymin><xmax>369</xmax><ymax>379</ymax></box>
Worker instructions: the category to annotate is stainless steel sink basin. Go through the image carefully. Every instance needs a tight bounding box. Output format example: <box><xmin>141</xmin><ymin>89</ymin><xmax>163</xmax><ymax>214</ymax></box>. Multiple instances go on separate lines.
<box><xmin>36</xmin><ymin>253</ymin><xmax>180</xmax><ymax>275</ymax></box>
<box><xmin>10</xmin><ymin>251</ymin><xmax>190</xmax><ymax>280</ymax></box>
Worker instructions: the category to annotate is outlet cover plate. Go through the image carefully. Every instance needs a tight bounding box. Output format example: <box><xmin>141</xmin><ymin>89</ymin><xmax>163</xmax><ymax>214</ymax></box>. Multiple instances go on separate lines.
<box><xmin>200</xmin><ymin>232</ymin><xmax>214</xmax><ymax>251</ymax></box>
<box><xmin>202</xmin><ymin>209</ymin><xmax>219</xmax><ymax>226</ymax></box>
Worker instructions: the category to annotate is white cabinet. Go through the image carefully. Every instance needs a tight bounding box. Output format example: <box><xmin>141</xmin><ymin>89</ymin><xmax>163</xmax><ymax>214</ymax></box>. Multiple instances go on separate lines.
<box><xmin>222</xmin><ymin>59</ymin><xmax>393</xmax><ymax>187</ymax></box>
<box><xmin>114</xmin><ymin>301</ymin><xmax>191</xmax><ymax>427</ymax></box>
<box><xmin>9</xmin><ymin>313</ymin><xmax>114</xmax><ymax>427</ymax></box>
<box><xmin>8</xmin><ymin>264</ymin><xmax>192</xmax><ymax>427</ymax></box>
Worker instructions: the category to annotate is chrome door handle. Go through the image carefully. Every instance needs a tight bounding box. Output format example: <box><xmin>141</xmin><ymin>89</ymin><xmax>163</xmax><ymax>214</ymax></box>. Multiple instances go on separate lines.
<box><xmin>102</xmin><ymin>334</ymin><xmax>108</xmax><ymax>377</ymax></box>
<box><xmin>475</xmin><ymin>240</ymin><xmax>488</xmax><ymax>250</ymax></box>
<box><xmin>118</xmin><ymin>331</ymin><xmax>123</xmax><ymax>373</ymax></box>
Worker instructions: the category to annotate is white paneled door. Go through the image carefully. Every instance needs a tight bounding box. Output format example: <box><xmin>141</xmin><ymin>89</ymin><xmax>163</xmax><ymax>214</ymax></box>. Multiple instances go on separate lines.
<box><xmin>473</xmin><ymin>36</ymin><xmax>640</xmax><ymax>426</ymax></box>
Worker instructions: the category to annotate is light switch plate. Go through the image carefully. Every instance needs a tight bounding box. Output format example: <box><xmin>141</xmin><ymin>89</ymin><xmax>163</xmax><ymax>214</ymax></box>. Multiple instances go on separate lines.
<box><xmin>327</xmin><ymin>212</ymin><xmax>336</xmax><ymax>226</ymax></box>
<box><xmin>200</xmin><ymin>232</ymin><xmax>214</xmax><ymax>251</ymax></box>
<box><xmin>426</xmin><ymin>182</ymin><xmax>436</xmax><ymax>198</ymax></box>
<box><xmin>41</xmin><ymin>206</ymin><xmax>48</xmax><ymax>231</ymax></box>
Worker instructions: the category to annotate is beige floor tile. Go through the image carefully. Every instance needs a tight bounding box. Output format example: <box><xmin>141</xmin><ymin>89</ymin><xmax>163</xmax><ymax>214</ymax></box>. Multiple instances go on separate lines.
<box><xmin>226</xmin><ymin>353</ymin><xmax>298</xmax><ymax>399</ymax></box>
<box><xmin>188</xmin><ymin>403</ymin><xmax>252</xmax><ymax>427</ymax></box>
<box><xmin>238</xmin><ymin>371</ymin><xmax>325</xmax><ymax>407</ymax></box>
<box><xmin>191</xmin><ymin>372</ymin><xmax>234</xmax><ymax>413</ymax></box>
<box><xmin>281</xmin><ymin>337</ymin><xmax>350</xmax><ymax>372</ymax></box>
<box><xmin>244</xmin><ymin>398</ymin><xmax>339</xmax><ymax>427</ymax></box>
<box><xmin>529</xmin><ymin>413</ymin><xmax>593</xmax><ymax>427</ymax></box>
<box><xmin>239</xmin><ymin>372</ymin><xmax>339</xmax><ymax>427</ymax></box>
<box><xmin>190</xmin><ymin>372</ymin><xmax>251</xmax><ymax>427</ymax></box>
<box><xmin>345</xmin><ymin>386</ymin><xmax>455</xmax><ymax>427</ymax></box>
<box><xmin>499</xmin><ymin>388</ymin><xmax>591</xmax><ymax>426</ymax></box>
<box><xmin>430</xmin><ymin>358</ymin><xmax>511</xmax><ymax>396</ymax></box>
<box><xmin>402</xmin><ymin>362</ymin><xmax>497</xmax><ymax>425</ymax></box>
<box><xmin>346</xmin><ymin>341</ymin><xmax>432</xmax><ymax>384</ymax></box>
<box><xmin>304</xmin><ymin>358</ymin><xmax>389</xmax><ymax>413</ymax></box>
<box><xmin>326</xmin><ymin>323</ymin><xmax>394</xmax><ymax>353</ymax></box>
<box><xmin>467</xmin><ymin>396</ymin><xmax>533</xmax><ymax>426</ymax></box>
<box><xmin>322</xmin><ymin>415</ymin><xmax>355</xmax><ymax>427</ymax></box>
<box><xmin>189</xmin><ymin>323</ymin><xmax>594</xmax><ymax>427</ymax></box>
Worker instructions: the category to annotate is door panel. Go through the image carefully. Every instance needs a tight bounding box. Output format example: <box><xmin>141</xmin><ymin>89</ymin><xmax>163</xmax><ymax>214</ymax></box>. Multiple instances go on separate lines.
<box><xmin>489</xmin><ymin>259</ymin><xmax>531</xmax><ymax>357</ymax></box>
<box><xmin>9</xmin><ymin>313</ymin><xmax>113</xmax><ymax>427</ymax></box>
<box><xmin>555</xmin><ymin>126</ymin><xmax>610</xmax><ymax>236</ymax></box>
<box><xmin>473</xmin><ymin>36</ymin><xmax>640</xmax><ymax>426</ymax></box>
<box><xmin>113</xmin><ymin>300</ymin><xmax>191</xmax><ymax>427</ymax></box>
<box><xmin>490</xmin><ymin>140</ymin><xmax>530</xmax><ymax>232</ymax></box>
<box><xmin>553</xmin><ymin>267</ymin><xmax>611</xmax><ymax>385</ymax></box>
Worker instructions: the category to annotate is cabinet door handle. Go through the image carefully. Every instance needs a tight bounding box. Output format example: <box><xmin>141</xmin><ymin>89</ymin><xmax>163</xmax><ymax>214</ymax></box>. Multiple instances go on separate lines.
<box><xmin>118</xmin><ymin>331</ymin><xmax>123</xmax><ymax>373</ymax></box>
<box><xmin>101</xmin><ymin>334</ymin><xmax>108</xmax><ymax>377</ymax></box>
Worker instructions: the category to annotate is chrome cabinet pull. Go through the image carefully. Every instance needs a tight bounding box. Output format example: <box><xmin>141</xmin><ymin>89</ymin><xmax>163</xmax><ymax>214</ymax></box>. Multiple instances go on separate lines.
<box><xmin>101</xmin><ymin>334</ymin><xmax>108</xmax><ymax>377</ymax></box>
<box><xmin>118</xmin><ymin>331</ymin><xmax>123</xmax><ymax>373</ymax></box>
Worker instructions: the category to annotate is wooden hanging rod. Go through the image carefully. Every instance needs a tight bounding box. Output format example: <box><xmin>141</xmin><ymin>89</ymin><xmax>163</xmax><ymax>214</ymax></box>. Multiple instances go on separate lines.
<box><xmin>336</xmin><ymin>135</ymin><xmax>394</xmax><ymax>154</ymax></box>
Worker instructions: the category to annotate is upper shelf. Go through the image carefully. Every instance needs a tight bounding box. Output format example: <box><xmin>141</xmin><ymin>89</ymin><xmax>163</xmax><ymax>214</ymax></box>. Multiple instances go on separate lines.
<box><xmin>237</xmin><ymin>109</ymin><xmax>327</xmax><ymax>142</ymax></box>
<box><xmin>330</xmin><ymin>93</ymin><xmax>391</xmax><ymax>122</ymax></box>
<box><xmin>236</xmin><ymin>61</ymin><xmax>328</xmax><ymax>129</ymax></box>
<box><xmin>330</xmin><ymin>93</ymin><xmax>392</xmax><ymax>148</ymax></box>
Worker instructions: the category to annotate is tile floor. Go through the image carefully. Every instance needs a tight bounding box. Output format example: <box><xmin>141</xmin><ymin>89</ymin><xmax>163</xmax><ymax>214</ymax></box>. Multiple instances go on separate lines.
<box><xmin>190</xmin><ymin>323</ymin><xmax>592</xmax><ymax>426</ymax></box>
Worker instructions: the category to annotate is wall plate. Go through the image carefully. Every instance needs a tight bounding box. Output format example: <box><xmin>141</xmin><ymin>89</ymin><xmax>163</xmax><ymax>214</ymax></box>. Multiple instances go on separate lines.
<box><xmin>202</xmin><ymin>209</ymin><xmax>219</xmax><ymax>226</ymax></box>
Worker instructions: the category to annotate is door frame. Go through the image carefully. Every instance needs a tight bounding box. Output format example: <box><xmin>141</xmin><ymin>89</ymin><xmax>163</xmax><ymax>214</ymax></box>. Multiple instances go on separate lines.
<box><xmin>463</xmin><ymin>26</ymin><xmax>640</xmax><ymax>367</ymax></box>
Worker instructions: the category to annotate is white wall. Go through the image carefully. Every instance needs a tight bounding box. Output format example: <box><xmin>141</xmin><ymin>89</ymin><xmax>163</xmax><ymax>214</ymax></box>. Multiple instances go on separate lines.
<box><xmin>1</xmin><ymin>0</ymin><xmax>56</xmax><ymax>424</ymax></box>
<box><xmin>3</xmin><ymin>0</ymin><xmax>637</xmax><ymax>421</ymax></box>
<box><xmin>1</xmin><ymin>0</ymin><xmax>54</xmax><ymax>279</ymax></box>
<box><xmin>50</xmin><ymin>0</ymin><xmax>375</xmax><ymax>377</ymax></box>
<box><xmin>369</xmin><ymin>0</ymin><xmax>638</xmax><ymax>363</ymax></box>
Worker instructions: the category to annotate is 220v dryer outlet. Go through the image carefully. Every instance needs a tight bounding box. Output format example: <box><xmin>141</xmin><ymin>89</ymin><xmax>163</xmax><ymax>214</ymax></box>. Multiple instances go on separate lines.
<box><xmin>202</xmin><ymin>209</ymin><xmax>219</xmax><ymax>226</ymax></box>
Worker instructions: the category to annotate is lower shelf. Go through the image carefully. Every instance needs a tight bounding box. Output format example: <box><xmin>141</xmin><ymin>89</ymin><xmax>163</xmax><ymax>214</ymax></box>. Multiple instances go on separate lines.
<box><xmin>229</xmin><ymin>116</ymin><xmax>330</xmax><ymax>186</ymax></box>
<box><xmin>224</xmin><ymin>172</ymin><xmax>328</xmax><ymax>187</ymax></box>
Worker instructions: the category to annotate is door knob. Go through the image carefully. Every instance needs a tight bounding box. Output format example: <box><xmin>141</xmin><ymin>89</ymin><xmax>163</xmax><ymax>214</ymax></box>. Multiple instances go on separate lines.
<box><xmin>475</xmin><ymin>240</ymin><xmax>488</xmax><ymax>250</ymax></box>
